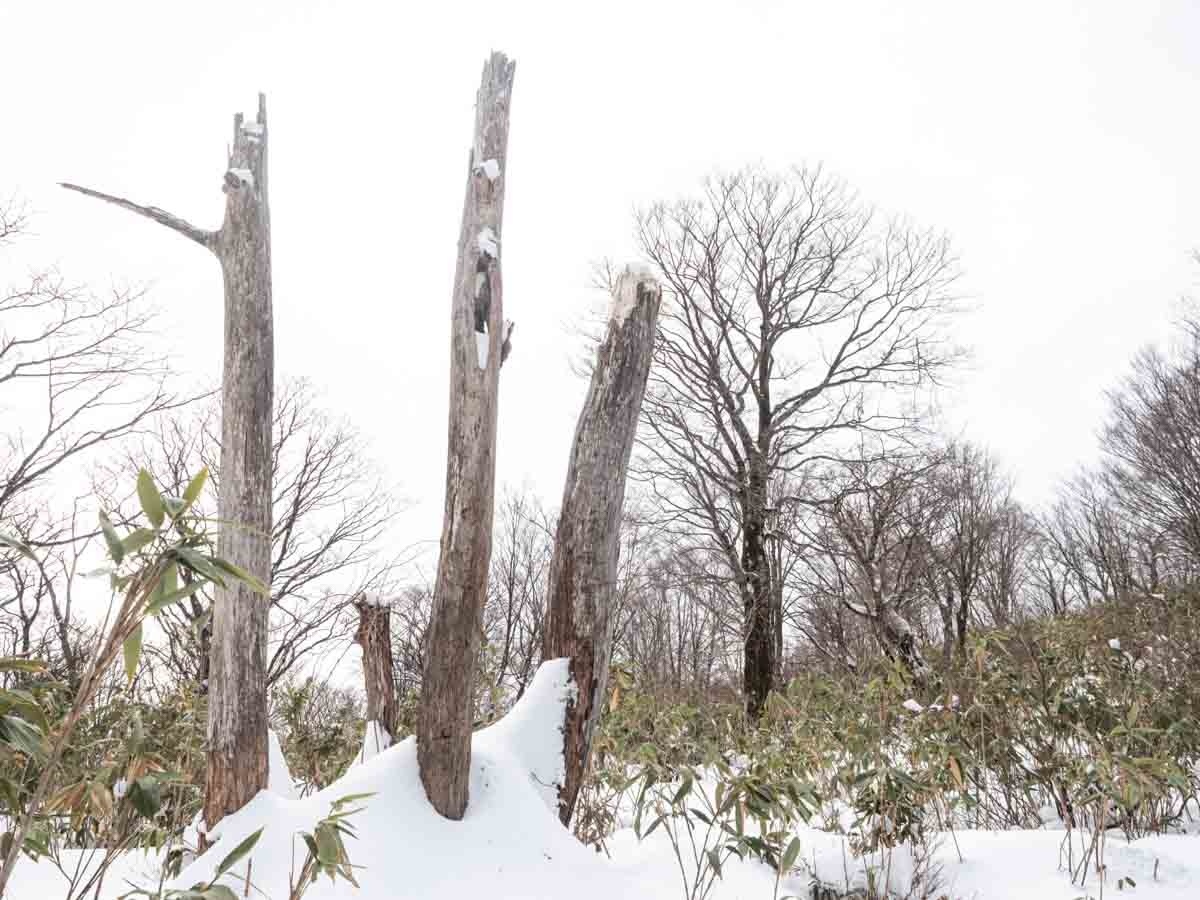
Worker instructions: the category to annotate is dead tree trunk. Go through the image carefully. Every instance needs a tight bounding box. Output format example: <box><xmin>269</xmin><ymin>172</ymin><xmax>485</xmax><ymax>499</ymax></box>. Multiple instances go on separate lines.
<box><xmin>354</xmin><ymin>595</ymin><xmax>398</xmax><ymax>740</ymax></box>
<box><xmin>543</xmin><ymin>265</ymin><xmax>661</xmax><ymax>826</ymax></box>
<box><xmin>417</xmin><ymin>52</ymin><xmax>516</xmax><ymax>821</ymax></box>
<box><xmin>61</xmin><ymin>94</ymin><xmax>275</xmax><ymax>834</ymax></box>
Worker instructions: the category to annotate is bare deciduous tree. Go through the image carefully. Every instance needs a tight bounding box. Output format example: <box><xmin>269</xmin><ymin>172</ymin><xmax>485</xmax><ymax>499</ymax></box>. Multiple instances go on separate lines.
<box><xmin>1</xmin><ymin>198</ymin><xmax>189</xmax><ymax>683</ymax></box>
<box><xmin>636</xmin><ymin>166</ymin><xmax>958</xmax><ymax>715</ymax></box>
<box><xmin>806</xmin><ymin>449</ymin><xmax>936</xmax><ymax>682</ymax></box>
<box><xmin>1102</xmin><ymin>331</ymin><xmax>1200</xmax><ymax>566</ymax></box>
<box><xmin>480</xmin><ymin>489</ymin><xmax>552</xmax><ymax>715</ymax></box>
<box><xmin>923</xmin><ymin>443</ymin><xmax>1009</xmax><ymax>664</ymax></box>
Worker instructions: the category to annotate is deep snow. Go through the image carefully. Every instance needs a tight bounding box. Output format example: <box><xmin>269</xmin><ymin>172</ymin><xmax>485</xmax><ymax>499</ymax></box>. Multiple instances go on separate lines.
<box><xmin>10</xmin><ymin>661</ymin><xmax>1200</xmax><ymax>899</ymax></box>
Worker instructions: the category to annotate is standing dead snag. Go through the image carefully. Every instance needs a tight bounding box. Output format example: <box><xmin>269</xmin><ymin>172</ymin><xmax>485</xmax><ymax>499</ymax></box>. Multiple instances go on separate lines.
<box><xmin>543</xmin><ymin>265</ymin><xmax>662</xmax><ymax>826</ymax></box>
<box><xmin>418</xmin><ymin>51</ymin><xmax>516</xmax><ymax>820</ymax></box>
<box><xmin>60</xmin><ymin>95</ymin><xmax>275</xmax><ymax>834</ymax></box>
<box><xmin>354</xmin><ymin>594</ymin><xmax>398</xmax><ymax>760</ymax></box>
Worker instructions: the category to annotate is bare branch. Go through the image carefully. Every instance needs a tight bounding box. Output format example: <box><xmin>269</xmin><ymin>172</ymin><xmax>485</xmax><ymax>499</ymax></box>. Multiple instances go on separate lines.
<box><xmin>59</xmin><ymin>182</ymin><xmax>214</xmax><ymax>249</ymax></box>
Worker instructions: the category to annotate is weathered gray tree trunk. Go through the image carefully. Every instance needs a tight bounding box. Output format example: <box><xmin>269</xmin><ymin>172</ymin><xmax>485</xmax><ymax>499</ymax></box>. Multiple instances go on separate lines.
<box><xmin>417</xmin><ymin>52</ymin><xmax>516</xmax><ymax>820</ymax></box>
<box><xmin>61</xmin><ymin>94</ymin><xmax>275</xmax><ymax>833</ymax></box>
<box><xmin>354</xmin><ymin>596</ymin><xmax>398</xmax><ymax>738</ymax></box>
<box><xmin>542</xmin><ymin>265</ymin><xmax>661</xmax><ymax>826</ymax></box>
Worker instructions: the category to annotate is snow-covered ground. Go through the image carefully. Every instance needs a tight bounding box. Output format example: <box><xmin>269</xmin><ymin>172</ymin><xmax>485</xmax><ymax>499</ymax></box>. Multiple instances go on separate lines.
<box><xmin>10</xmin><ymin>662</ymin><xmax>1200</xmax><ymax>899</ymax></box>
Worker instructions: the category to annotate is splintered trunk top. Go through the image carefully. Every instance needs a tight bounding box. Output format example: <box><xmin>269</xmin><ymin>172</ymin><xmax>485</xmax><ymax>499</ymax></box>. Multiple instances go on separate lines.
<box><xmin>417</xmin><ymin>52</ymin><xmax>516</xmax><ymax>821</ymax></box>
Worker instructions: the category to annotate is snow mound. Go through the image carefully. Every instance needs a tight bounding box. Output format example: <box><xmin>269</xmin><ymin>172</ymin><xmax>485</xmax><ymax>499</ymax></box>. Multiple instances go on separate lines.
<box><xmin>160</xmin><ymin>659</ymin><xmax>627</xmax><ymax>899</ymax></box>
<box><xmin>269</xmin><ymin>728</ymin><xmax>299</xmax><ymax>798</ymax></box>
<box><xmin>354</xmin><ymin>719</ymin><xmax>392</xmax><ymax>766</ymax></box>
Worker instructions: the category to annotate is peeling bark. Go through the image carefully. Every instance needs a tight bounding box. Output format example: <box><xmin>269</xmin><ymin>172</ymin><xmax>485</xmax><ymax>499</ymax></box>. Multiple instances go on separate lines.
<box><xmin>61</xmin><ymin>94</ymin><xmax>275</xmax><ymax>833</ymax></box>
<box><xmin>417</xmin><ymin>52</ymin><xmax>516</xmax><ymax>821</ymax></box>
<box><xmin>543</xmin><ymin>266</ymin><xmax>662</xmax><ymax>826</ymax></box>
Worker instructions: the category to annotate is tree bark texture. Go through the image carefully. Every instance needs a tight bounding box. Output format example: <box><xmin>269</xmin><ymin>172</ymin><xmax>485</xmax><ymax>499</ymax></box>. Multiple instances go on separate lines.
<box><xmin>61</xmin><ymin>94</ymin><xmax>275</xmax><ymax>833</ymax></box>
<box><xmin>355</xmin><ymin>598</ymin><xmax>398</xmax><ymax>737</ymax></box>
<box><xmin>741</xmin><ymin>459</ymin><xmax>774</xmax><ymax>719</ymax></box>
<box><xmin>417</xmin><ymin>52</ymin><xmax>516</xmax><ymax>821</ymax></box>
<box><xmin>542</xmin><ymin>265</ymin><xmax>661</xmax><ymax>826</ymax></box>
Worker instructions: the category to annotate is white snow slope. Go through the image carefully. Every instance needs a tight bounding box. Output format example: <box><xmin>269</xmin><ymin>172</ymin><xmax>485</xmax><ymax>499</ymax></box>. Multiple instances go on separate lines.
<box><xmin>10</xmin><ymin>660</ymin><xmax>1200</xmax><ymax>899</ymax></box>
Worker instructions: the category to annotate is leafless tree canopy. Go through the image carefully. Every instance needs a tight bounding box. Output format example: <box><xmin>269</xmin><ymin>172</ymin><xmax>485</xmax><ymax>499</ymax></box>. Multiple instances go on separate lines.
<box><xmin>0</xmin><ymin>198</ymin><xmax>189</xmax><ymax>679</ymax></box>
<box><xmin>634</xmin><ymin>165</ymin><xmax>959</xmax><ymax>714</ymax></box>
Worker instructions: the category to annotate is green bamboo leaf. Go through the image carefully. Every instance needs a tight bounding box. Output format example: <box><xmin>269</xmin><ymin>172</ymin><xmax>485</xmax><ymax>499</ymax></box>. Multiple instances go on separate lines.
<box><xmin>127</xmin><ymin>776</ymin><xmax>162</xmax><ymax>818</ymax></box>
<box><xmin>147</xmin><ymin>580</ymin><xmax>207</xmax><ymax>616</ymax></box>
<box><xmin>331</xmin><ymin>792</ymin><xmax>376</xmax><ymax>809</ymax></box>
<box><xmin>174</xmin><ymin>549</ymin><xmax>227</xmax><ymax>587</ymax></box>
<box><xmin>215</xmin><ymin>827</ymin><xmax>264</xmax><ymax>879</ymax></box>
<box><xmin>121</xmin><ymin>529</ymin><xmax>157</xmax><ymax>556</ymax></box>
<box><xmin>208</xmin><ymin>557</ymin><xmax>269</xmax><ymax>595</ymax></box>
<box><xmin>123</xmin><ymin>623</ymin><xmax>143</xmax><ymax>683</ymax></box>
<box><xmin>99</xmin><ymin>513</ymin><xmax>125</xmax><ymax>565</ymax></box>
<box><xmin>0</xmin><ymin>689</ymin><xmax>48</xmax><ymax>732</ymax></box>
<box><xmin>780</xmin><ymin>836</ymin><xmax>802</xmax><ymax>873</ymax></box>
<box><xmin>137</xmin><ymin>469</ymin><xmax>165</xmax><ymax>528</ymax></box>
<box><xmin>707</xmin><ymin>847</ymin><xmax>723</xmax><ymax>877</ymax></box>
<box><xmin>672</xmin><ymin>772</ymin><xmax>694</xmax><ymax>806</ymax></box>
<box><xmin>315</xmin><ymin>823</ymin><xmax>341</xmax><ymax>864</ymax></box>
<box><xmin>182</xmin><ymin>467</ymin><xmax>209</xmax><ymax>512</ymax></box>
<box><xmin>0</xmin><ymin>715</ymin><xmax>47</xmax><ymax>759</ymax></box>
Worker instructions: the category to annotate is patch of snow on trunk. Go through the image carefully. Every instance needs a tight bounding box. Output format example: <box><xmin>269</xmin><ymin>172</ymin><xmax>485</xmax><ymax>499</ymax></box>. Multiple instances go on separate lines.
<box><xmin>227</xmin><ymin>167</ymin><xmax>254</xmax><ymax>189</ymax></box>
<box><xmin>477</xmin><ymin>226</ymin><xmax>499</xmax><ymax>258</ymax></box>
<box><xmin>477</xmin><ymin>158</ymin><xmax>501</xmax><ymax>181</ymax></box>
<box><xmin>476</xmin><ymin>331</ymin><xmax>489</xmax><ymax>369</ymax></box>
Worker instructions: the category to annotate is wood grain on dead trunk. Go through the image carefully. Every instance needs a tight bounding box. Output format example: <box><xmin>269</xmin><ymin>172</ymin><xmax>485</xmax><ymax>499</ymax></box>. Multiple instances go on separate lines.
<box><xmin>543</xmin><ymin>266</ymin><xmax>661</xmax><ymax>826</ymax></box>
<box><xmin>417</xmin><ymin>52</ymin><xmax>516</xmax><ymax>820</ymax></box>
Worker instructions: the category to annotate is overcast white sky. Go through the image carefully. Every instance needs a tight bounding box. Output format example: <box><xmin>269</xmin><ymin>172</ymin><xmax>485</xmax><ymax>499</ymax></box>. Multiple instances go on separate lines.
<box><xmin>4</xmin><ymin>0</ymin><xmax>1199</xmax><ymax>559</ymax></box>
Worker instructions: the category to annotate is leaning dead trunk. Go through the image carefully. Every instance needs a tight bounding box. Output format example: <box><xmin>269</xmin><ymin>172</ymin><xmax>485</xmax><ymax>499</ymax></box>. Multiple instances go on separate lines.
<box><xmin>354</xmin><ymin>595</ymin><xmax>398</xmax><ymax>751</ymax></box>
<box><xmin>61</xmin><ymin>95</ymin><xmax>275</xmax><ymax>833</ymax></box>
<box><xmin>543</xmin><ymin>265</ymin><xmax>661</xmax><ymax>826</ymax></box>
<box><xmin>417</xmin><ymin>52</ymin><xmax>516</xmax><ymax>820</ymax></box>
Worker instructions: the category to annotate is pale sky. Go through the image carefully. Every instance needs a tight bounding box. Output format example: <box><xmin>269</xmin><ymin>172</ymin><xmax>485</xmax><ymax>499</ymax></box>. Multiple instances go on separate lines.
<box><xmin>4</xmin><ymin>0</ymin><xmax>1199</xmax><ymax>559</ymax></box>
